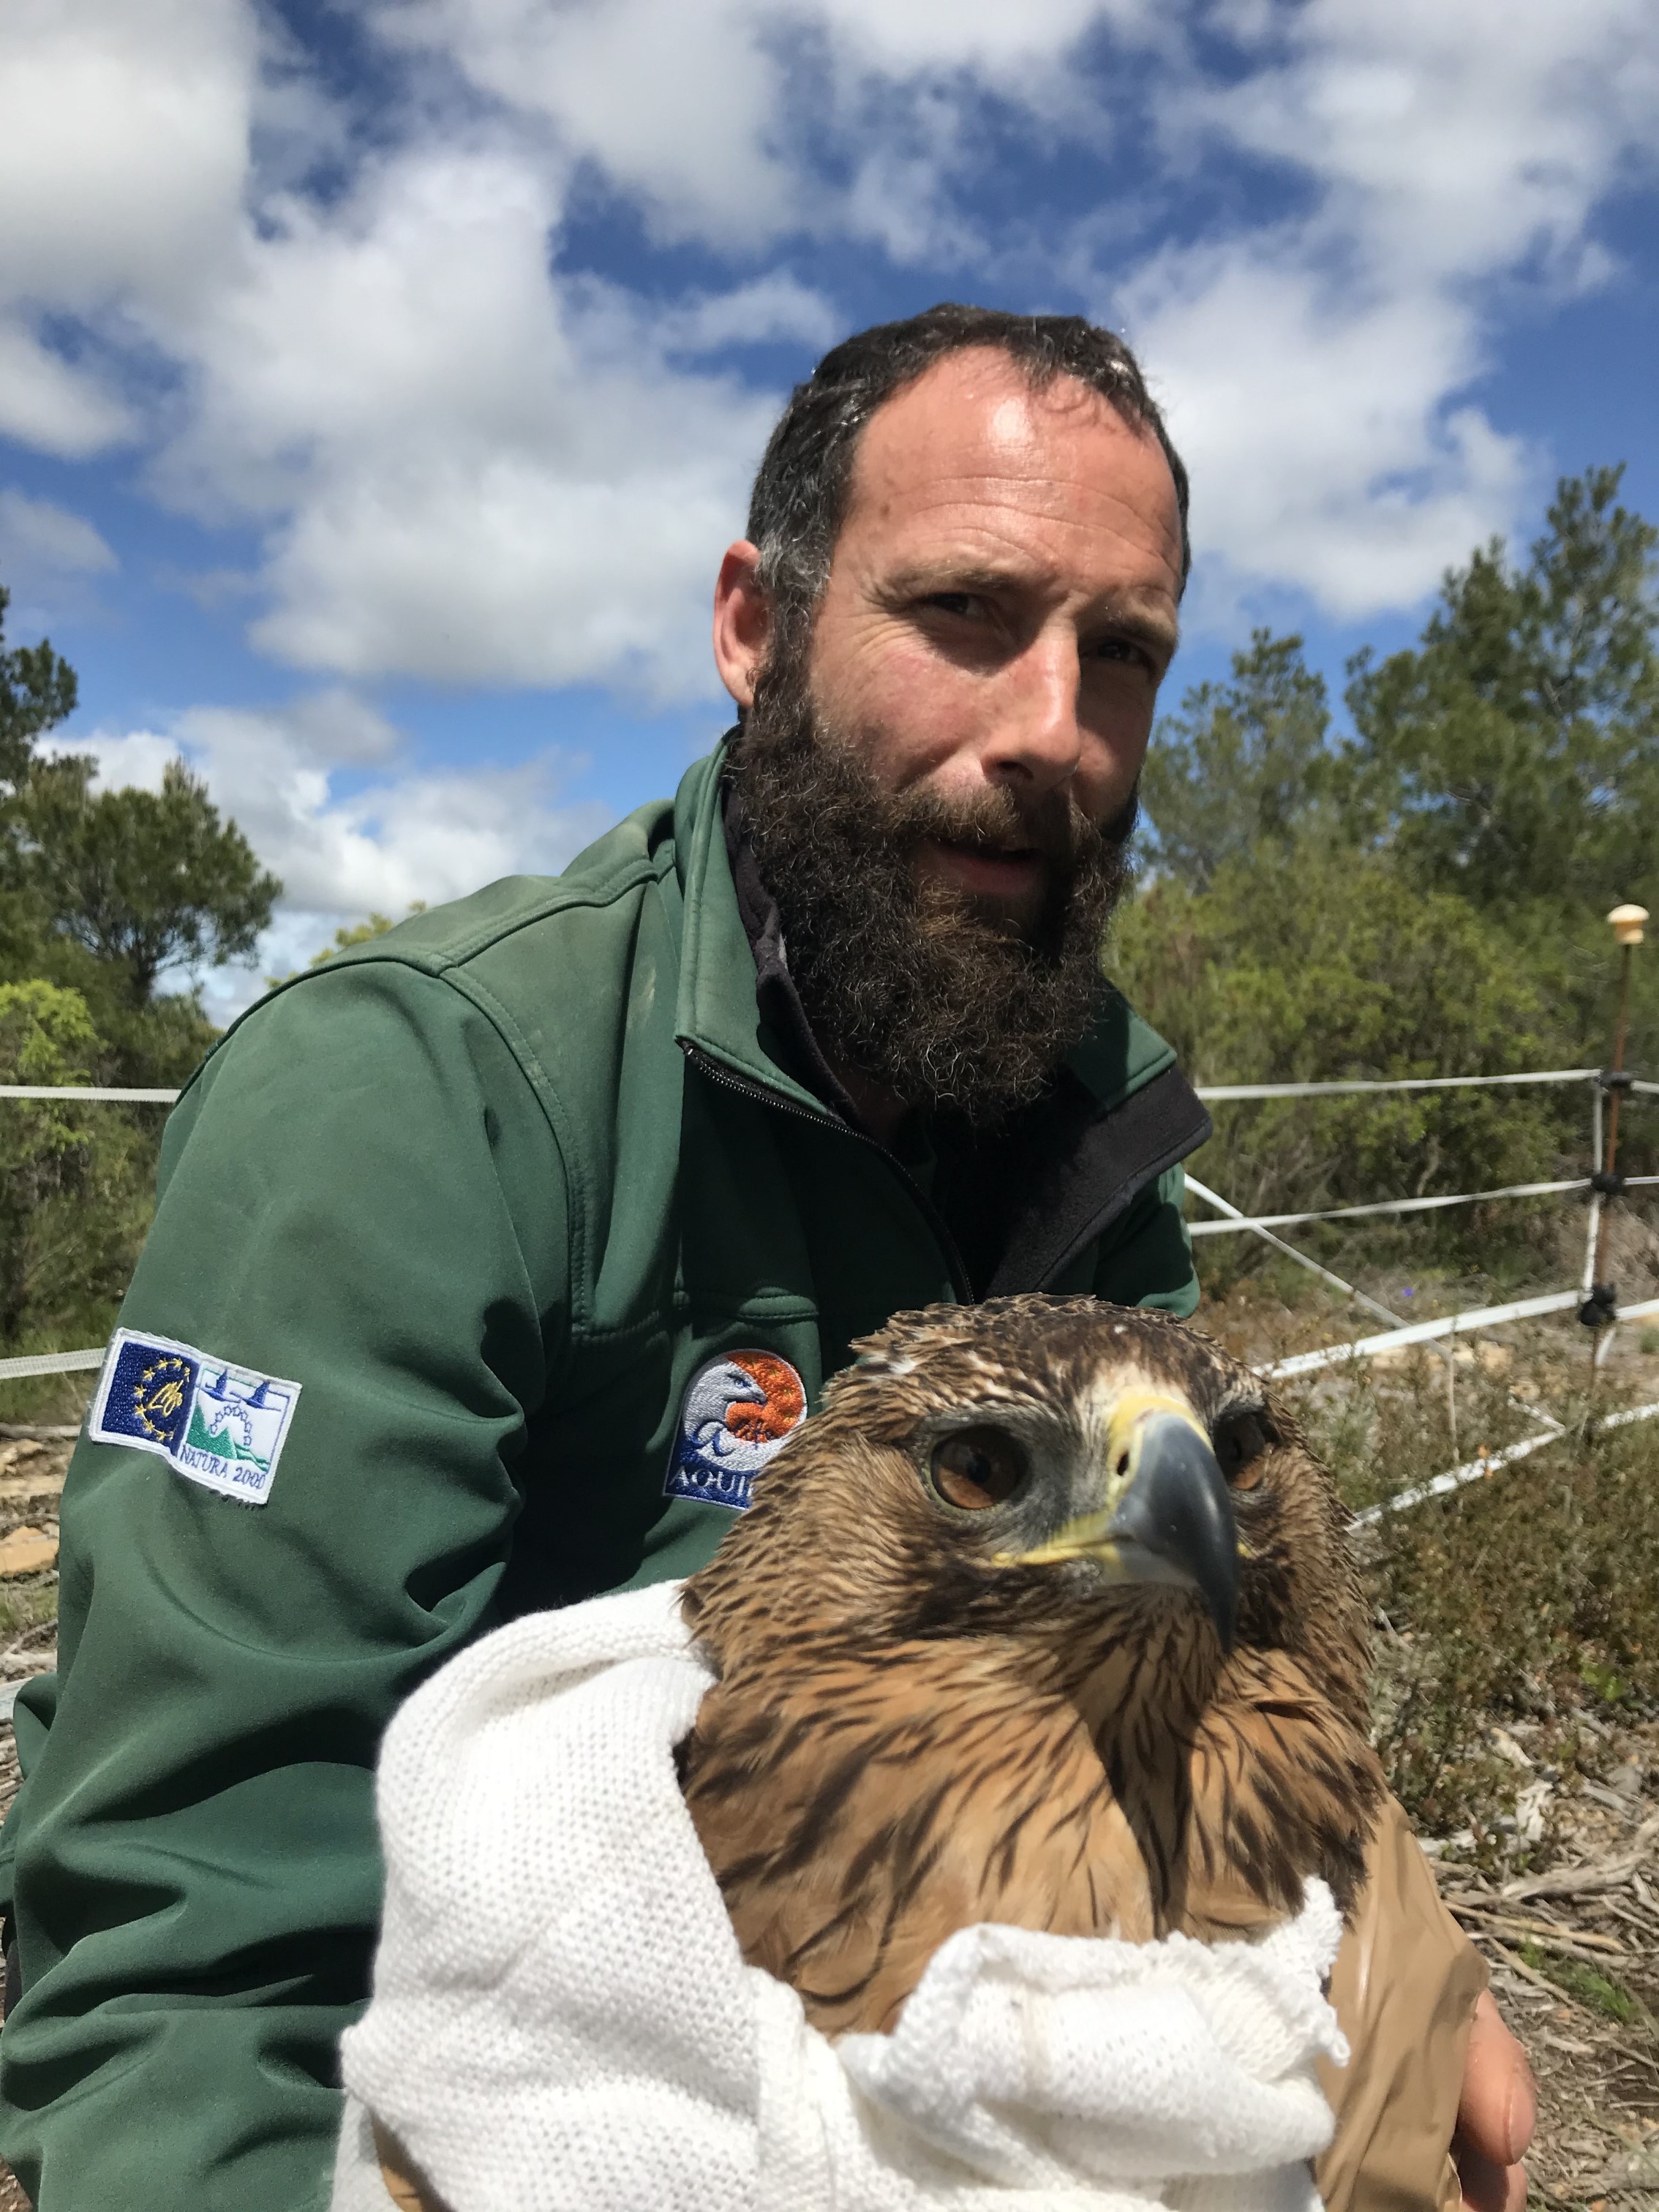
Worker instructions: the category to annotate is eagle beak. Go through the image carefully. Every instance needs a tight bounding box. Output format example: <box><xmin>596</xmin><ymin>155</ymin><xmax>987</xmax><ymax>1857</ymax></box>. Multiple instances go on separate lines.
<box><xmin>1008</xmin><ymin>1390</ymin><xmax>1238</xmax><ymax>1652</ymax></box>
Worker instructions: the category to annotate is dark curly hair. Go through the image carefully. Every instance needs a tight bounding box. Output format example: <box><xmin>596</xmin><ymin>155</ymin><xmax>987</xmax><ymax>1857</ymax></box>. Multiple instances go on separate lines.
<box><xmin>744</xmin><ymin>302</ymin><xmax>1189</xmax><ymax>666</ymax></box>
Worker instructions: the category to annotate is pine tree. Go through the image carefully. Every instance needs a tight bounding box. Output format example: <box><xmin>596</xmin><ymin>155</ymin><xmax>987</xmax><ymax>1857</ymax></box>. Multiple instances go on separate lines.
<box><xmin>1342</xmin><ymin>467</ymin><xmax>1659</xmax><ymax>911</ymax></box>
<box><xmin>0</xmin><ymin>586</ymin><xmax>78</xmax><ymax>786</ymax></box>
<box><xmin>1140</xmin><ymin>631</ymin><xmax>1333</xmax><ymax>889</ymax></box>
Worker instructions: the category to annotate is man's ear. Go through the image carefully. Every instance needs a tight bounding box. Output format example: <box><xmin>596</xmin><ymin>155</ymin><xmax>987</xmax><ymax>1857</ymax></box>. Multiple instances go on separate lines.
<box><xmin>712</xmin><ymin>541</ymin><xmax>772</xmax><ymax>710</ymax></box>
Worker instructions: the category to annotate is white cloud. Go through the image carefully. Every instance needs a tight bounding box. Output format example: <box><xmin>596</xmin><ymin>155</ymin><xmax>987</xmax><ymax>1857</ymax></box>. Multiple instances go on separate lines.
<box><xmin>647</xmin><ymin>276</ymin><xmax>841</xmax><ymax>360</ymax></box>
<box><xmin>1119</xmin><ymin>238</ymin><xmax>1532</xmax><ymax>617</ymax></box>
<box><xmin>0</xmin><ymin>490</ymin><xmax>117</xmax><ymax>580</ymax></box>
<box><xmin>57</xmin><ymin>691</ymin><xmax>612</xmax><ymax>1012</ymax></box>
<box><xmin>1103</xmin><ymin>0</ymin><xmax>1659</xmax><ymax>618</ymax></box>
<box><xmin>143</xmin><ymin>144</ymin><xmax>782</xmax><ymax>694</ymax></box>
<box><xmin>802</xmin><ymin>0</ymin><xmax>1136</xmax><ymax>70</ymax></box>
<box><xmin>0</xmin><ymin>0</ymin><xmax>252</xmax><ymax>312</ymax></box>
<box><xmin>248</xmin><ymin>435</ymin><xmax>759</xmax><ymax>693</ymax></box>
<box><xmin>57</xmin><ymin>729</ymin><xmax>179</xmax><ymax>796</ymax></box>
<box><xmin>1</xmin><ymin>0</ymin><xmax>1656</xmax><ymax>688</ymax></box>
<box><xmin>1184</xmin><ymin>0</ymin><xmax>1659</xmax><ymax>285</ymax></box>
<box><xmin>0</xmin><ymin>0</ymin><xmax>252</xmax><ymax>456</ymax></box>
<box><xmin>0</xmin><ymin>488</ymin><xmax>118</xmax><ymax>631</ymax></box>
<box><xmin>377</xmin><ymin>0</ymin><xmax>1154</xmax><ymax>255</ymax></box>
<box><xmin>164</xmin><ymin>707</ymin><xmax>600</xmax><ymax>914</ymax></box>
<box><xmin>0</xmin><ymin>322</ymin><xmax>134</xmax><ymax>459</ymax></box>
<box><xmin>377</xmin><ymin>0</ymin><xmax>794</xmax><ymax>247</ymax></box>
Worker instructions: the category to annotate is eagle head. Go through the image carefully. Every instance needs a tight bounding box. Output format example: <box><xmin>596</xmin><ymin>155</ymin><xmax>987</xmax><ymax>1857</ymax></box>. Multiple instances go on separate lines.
<box><xmin>681</xmin><ymin>1295</ymin><xmax>1383</xmax><ymax>2023</ymax></box>
<box><xmin>688</xmin><ymin>1295</ymin><xmax>1371</xmax><ymax>1741</ymax></box>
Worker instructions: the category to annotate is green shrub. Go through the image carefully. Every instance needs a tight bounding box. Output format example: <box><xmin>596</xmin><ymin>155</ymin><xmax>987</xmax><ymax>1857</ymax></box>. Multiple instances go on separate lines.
<box><xmin>1282</xmin><ymin>1351</ymin><xmax>1659</xmax><ymax>1840</ymax></box>
<box><xmin>0</xmin><ymin>979</ymin><xmax>157</xmax><ymax>1405</ymax></box>
<box><xmin>1108</xmin><ymin>841</ymin><xmax>1586</xmax><ymax>1284</ymax></box>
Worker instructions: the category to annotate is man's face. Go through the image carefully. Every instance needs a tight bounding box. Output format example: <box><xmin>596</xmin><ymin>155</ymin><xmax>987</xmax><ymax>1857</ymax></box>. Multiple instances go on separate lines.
<box><xmin>794</xmin><ymin>348</ymin><xmax>1181</xmax><ymax>928</ymax></box>
<box><xmin>714</xmin><ymin>347</ymin><xmax>1184</xmax><ymax>1124</ymax></box>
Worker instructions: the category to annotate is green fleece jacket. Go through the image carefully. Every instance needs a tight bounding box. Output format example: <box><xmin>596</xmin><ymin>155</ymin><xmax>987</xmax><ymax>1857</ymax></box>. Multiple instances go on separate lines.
<box><xmin>0</xmin><ymin>743</ymin><xmax>1208</xmax><ymax>2211</ymax></box>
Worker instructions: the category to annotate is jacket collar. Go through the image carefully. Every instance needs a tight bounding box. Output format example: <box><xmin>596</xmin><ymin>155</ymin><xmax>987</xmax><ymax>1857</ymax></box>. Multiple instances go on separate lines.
<box><xmin>672</xmin><ymin>737</ymin><xmax>832</xmax><ymax>1118</ymax></box>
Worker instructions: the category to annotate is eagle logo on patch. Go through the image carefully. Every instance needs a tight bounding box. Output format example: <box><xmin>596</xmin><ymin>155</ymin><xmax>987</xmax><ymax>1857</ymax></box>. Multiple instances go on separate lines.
<box><xmin>664</xmin><ymin>1350</ymin><xmax>808</xmax><ymax>1512</ymax></box>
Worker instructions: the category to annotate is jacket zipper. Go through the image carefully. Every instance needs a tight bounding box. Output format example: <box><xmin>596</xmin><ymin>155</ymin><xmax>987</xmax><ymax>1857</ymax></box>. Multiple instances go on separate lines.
<box><xmin>680</xmin><ymin>1042</ymin><xmax>975</xmax><ymax>1305</ymax></box>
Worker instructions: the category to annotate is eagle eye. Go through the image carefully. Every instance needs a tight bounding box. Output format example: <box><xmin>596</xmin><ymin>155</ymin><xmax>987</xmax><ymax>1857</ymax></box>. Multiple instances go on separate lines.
<box><xmin>1214</xmin><ymin>1407</ymin><xmax>1273</xmax><ymax>1486</ymax></box>
<box><xmin>929</xmin><ymin>1426</ymin><xmax>1027</xmax><ymax>1512</ymax></box>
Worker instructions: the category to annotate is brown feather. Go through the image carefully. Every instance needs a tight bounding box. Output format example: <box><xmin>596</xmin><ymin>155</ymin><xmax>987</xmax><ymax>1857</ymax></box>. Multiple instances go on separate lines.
<box><xmin>679</xmin><ymin>1295</ymin><xmax>1383</xmax><ymax>2036</ymax></box>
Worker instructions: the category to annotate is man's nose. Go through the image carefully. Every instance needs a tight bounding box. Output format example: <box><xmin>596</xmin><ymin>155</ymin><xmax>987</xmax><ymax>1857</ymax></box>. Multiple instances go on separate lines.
<box><xmin>979</xmin><ymin>630</ymin><xmax>1083</xmax><ymax>795</ymax></box>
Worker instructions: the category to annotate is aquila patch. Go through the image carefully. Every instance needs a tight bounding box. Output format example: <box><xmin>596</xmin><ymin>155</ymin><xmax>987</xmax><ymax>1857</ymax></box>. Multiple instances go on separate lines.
<box><xmin>89</xmin><ymin>1328</ymin><xmax>301</xmax><ymax>1507</ymax></box>
<box><xmin>663</xmin><ymin>1349</ymin><xmax>807</xmax><ymax>1513</ymax></box>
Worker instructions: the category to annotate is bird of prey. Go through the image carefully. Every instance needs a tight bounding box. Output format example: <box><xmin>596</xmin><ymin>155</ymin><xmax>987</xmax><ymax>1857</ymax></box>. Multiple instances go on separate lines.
<box><xmin>679</xmin><ymin>1294</ymin><xmax>1384</xmax><ymax>2041</ymax></box>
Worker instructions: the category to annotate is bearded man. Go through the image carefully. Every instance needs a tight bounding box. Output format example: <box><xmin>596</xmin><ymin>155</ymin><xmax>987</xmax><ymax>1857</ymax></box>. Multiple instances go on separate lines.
<box><xmin>0</xmin><ymin>306</ymin><xmax>1531</xmax><ymax>2212</ymax></box>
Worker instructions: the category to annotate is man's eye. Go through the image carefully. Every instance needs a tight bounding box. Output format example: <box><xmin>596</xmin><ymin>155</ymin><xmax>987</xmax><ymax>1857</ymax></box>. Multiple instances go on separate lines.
<box><xmin>922</xmin><ymin>592</ymin><xmax>982</xmax><ymax>620</ymax></box>
<box><xmin>1089</xmin><ymin>636</ymin><xmax>1154</xmax><ymax>671</ymax></box>
<box><xmin>929</xmin><ymin>1426</ymin><xmax>1027</xmax><ymax>1511</ymax></box>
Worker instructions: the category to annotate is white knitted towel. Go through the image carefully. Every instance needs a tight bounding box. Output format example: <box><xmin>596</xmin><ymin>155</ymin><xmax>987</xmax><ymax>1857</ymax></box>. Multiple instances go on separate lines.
<box><xmin>334</xmin><ymin>1581</ymin><xmax>1347</xmax><ymax>2212</ymax></box>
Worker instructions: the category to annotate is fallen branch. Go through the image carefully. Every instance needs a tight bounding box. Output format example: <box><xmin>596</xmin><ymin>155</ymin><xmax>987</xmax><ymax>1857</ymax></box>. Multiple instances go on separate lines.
<box><xmin>1481</xmin><ymin>1934</ymin><xmax>1572</xmax><ymax>1999</ymax></box>
<box><xmin>1599</xmin><ymin>1894</ymin><xmax>1659</xmax><ymax>1939</ymax></box>
<box><xmin>1446</xmin><ymin>1902</ymin><xmax>1626</xmax><ymax>1957</ymax></box>
<box><xmin>1502</xmin><ymin>1811</ymin><xmax>1659</xmax><ymax>1902</ymax></box>
<box><xmin>0</xmin><ymin>1424</ymin><xmax>78</xmax><ymax>1442</ymax></box>
<box><xmin>1467</xmin><ymin>1923</ymin><xmax>1630</xmax><ymax>1970</ymax></box>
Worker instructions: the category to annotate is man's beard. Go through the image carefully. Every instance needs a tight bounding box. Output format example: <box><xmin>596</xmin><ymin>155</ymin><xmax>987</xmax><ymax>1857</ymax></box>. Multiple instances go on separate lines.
<box><xmin>728</xmin><ymin>669</ymin><xmax>1137</xmax><ymax>1129</ymax></box>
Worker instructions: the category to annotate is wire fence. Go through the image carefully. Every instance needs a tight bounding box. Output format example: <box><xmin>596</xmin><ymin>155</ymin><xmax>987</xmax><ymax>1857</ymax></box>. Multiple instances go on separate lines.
<box><xmin>1189</xmin><ymin>1066</ymin><xmax>1659</xmax><ymax>1527</ymax></box>
<box><xmin>4</xmin><ymin>1068</ymin><xmax>1658</xmax><ymax>1531</ymax></box>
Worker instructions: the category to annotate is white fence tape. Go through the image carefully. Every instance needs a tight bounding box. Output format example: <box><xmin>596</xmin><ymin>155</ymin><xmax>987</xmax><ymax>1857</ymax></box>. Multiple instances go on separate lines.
<box><xmin>1188</xmin><ymin>1176</ymin><xmax>1592</xmax><ymax>1236</ymax></box>
<box><xmin>1257</xmin><ymin>1291</ymin><xmax>1586</xmax><ymax>1380</ymax></box>
<box><xmin>1195</xmin><ymin>1069</ymin><xmax>1597</xmax><ymax>1100</ymax></box>
<box><xmin>1353</xmin><ymin>1397</ymin><xmax>1659</xmax><ymax>1529</ymax></box>
<box><xmin>0</xmin><ymin>1069</ymin><xmax>1636</xmax><ymax>1110</ymax></box>
<box><xmin>0</xmin><ymin>1086</ymin><xmax>179</xmax><ymax>1102</ymax></box>
<box><xmin>0</xmin><ymin>1349</ymin><xmax>105</xmax><ymax>1382</ymax></box>
<box><xmin>1182</xmin><ymin>1175</ymin><xmax>1410</xmax><ymax>1333</ymax></box>
<box><xmin>1352</xmin><ymin>1426</ymin><xmax>1564</xmax><ymax>1527</ymax></box>
<box><xmin>1</xmin><ymin>1069</ymin><xmax>1642</xmax><ymax>1110</ymax></box>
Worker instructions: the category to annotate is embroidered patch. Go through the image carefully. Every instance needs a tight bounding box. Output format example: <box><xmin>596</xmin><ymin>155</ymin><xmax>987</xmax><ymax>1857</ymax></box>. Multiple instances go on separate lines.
<box><xmin>663</xmin><ymin>1349</ymin><xmax>808</xmax><ymax>1513</ymax></box>
<box><xmin>89</xmin><ymin>1328</ymin><xmax>301</xmax><ymax>1507</ymax></box>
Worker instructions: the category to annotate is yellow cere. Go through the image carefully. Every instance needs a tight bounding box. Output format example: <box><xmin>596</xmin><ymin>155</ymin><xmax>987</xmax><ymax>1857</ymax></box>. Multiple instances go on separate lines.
<box><xmin>996</xmin><ymin>1387</ymin><xmax>1211</xmax><ymax>1568</ymax></box>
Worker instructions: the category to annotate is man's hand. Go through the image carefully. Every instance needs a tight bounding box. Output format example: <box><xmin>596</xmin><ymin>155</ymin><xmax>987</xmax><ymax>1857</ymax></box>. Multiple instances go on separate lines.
<box><xmin>1455</xmin><ymin>1991</ymin><xmax>1536</xmax><ymax>2212</ymax></box>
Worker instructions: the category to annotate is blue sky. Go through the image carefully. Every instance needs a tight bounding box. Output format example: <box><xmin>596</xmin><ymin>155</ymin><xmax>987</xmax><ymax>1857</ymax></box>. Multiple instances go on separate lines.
<box><xmin>1</xmin><ymin>0</ymin><xmax>1656</xmax><ymax>1015</ymax></box>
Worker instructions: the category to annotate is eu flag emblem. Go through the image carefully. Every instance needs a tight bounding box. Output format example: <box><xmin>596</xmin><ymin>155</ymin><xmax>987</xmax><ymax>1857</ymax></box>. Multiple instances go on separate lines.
<box><xmin>98</xmin><ymin>1337</ymin><xmax>199</xmax><ymax>1453</ymax></box>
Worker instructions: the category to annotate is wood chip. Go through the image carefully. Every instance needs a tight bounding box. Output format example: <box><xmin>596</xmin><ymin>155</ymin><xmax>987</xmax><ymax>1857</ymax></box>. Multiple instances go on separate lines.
<box><xmin>1601</xmin><ymin>2148</ymin><xmax>1659</xmax><ymax>2191</ymax></box>
<box><xmin>0</xmin><ymin>1468</ymin><xmax>66</xmax><ymax>1502</ymax></box>
<box><xmin>0</xmin><ymin>1527</ymin><xmax>57</xmax><ymax>1577</ymax></box>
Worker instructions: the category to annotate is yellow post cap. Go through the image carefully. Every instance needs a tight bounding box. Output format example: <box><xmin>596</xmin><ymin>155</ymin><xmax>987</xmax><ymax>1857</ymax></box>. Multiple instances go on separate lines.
<box><xmin>1608</xmin><ymin>903</ymin><xmax>1649</xmax><ymax>947</ymax></box>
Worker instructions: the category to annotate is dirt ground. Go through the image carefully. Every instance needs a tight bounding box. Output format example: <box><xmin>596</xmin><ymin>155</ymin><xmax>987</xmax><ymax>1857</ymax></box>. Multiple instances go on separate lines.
<box><xmin>1443</xmin><ymin>1708</ymin><xmax>1659</xmax><ymax>2208</ymax></box>
<box><xmin>0</xmin><ymin>1431</ymin><xmax>1650</xmax><ymax>2210</ymax></box>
